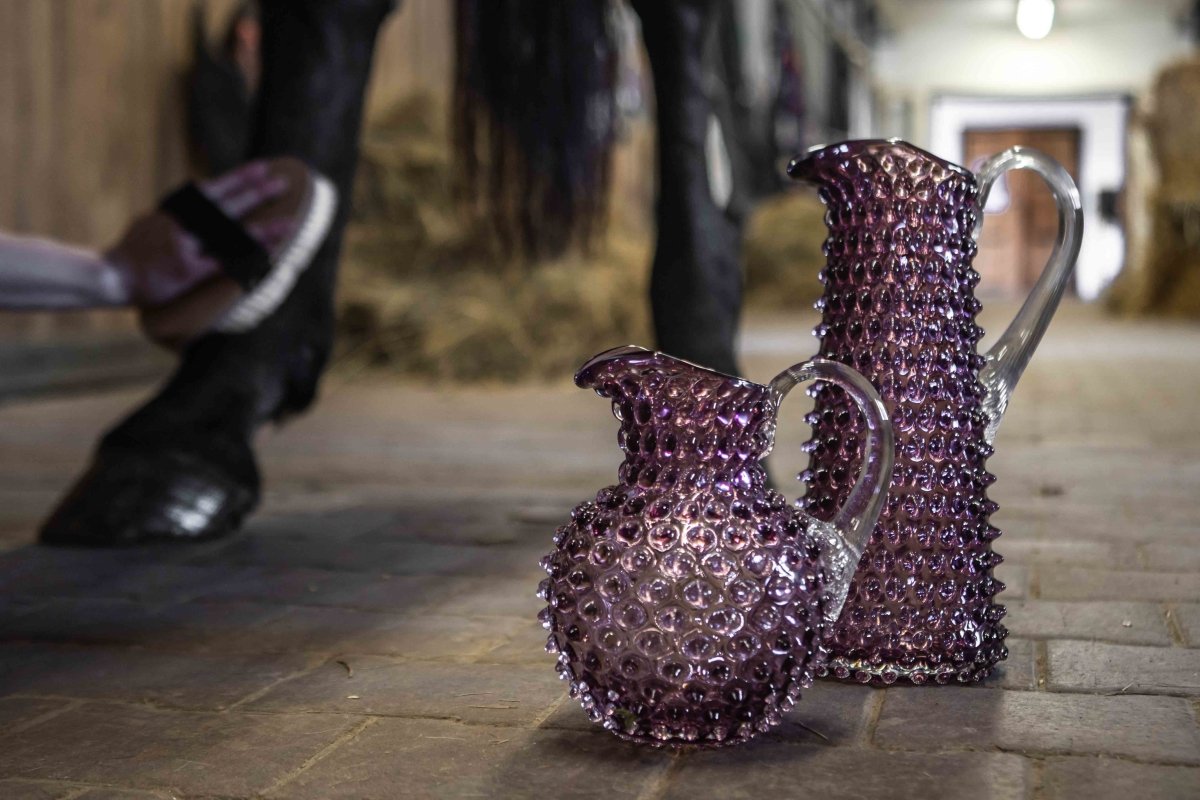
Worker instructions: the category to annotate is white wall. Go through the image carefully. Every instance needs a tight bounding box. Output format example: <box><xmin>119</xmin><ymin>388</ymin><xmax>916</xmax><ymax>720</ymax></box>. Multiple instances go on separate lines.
<box><xmin>871</xmin><ymin>0</ymin><xmax>1192</xmax><ymax>299</ymax></box>
<box><xmin>874</xmin><ymin>0</ymin><xmax>1193</xmax><ymax>143</ymax></box>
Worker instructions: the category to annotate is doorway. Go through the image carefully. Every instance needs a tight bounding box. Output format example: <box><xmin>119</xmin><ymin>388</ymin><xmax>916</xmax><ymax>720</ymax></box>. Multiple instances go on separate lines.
<box><xmin>963</xmin><ymin>127</ymin><xmax>1081</xmax><ymax>296</ymax></box>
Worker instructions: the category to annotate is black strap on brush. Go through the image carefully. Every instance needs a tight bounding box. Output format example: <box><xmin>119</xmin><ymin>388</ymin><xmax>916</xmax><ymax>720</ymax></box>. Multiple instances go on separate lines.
<box><xmin>159</xmin><ymin>184</ymin><xmax>271</xmax><ymax>291</ymax></box>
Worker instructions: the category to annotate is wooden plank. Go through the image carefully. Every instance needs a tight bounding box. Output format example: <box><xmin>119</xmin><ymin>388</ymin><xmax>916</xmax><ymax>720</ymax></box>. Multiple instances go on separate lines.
<box><xmin>0</xmin><ymin>0</ymin><xmax>457</xmax><ymax>348</ymax></box>
<box><xmin>155</xmin><ymin>0</ymin><xmax>200</xmax><ymax>194</ymax></box>
<box><xmin>8</xmin><ymin>0</ymin><xmax>60</xmax><ymax>339</ymax></box>
<box><xmin>13</xmin><ymin>0</ymin><xmax>57</xmax><ymax>237</ymax></box>
<box><xmin>0</xmin><ymin>0</ymin><xmax>18</xmax><ymax>232</ymax></box>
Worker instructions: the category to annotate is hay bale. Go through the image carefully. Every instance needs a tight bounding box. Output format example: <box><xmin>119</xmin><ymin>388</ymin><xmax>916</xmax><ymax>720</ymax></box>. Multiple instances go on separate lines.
<box><xmin>1147</xmin><ymin>60</ymin><xmax>1200</xmax><ymax>197</ymax></box>
<box><xmin>335</xmin><ymin>93</ymin><xmax>827</xmax><ymax>382</ymax></box>
<box><xmin>1107</xmin><ymin>58</ymin><xmax>1200</xmax><ymax>318</ymax></box>
<box><xmin>335</xmin><ymin>94</ymin><xmax>651</xmax><ymax>382</ymax></box>
<box><xmin>1145</xmin><ymin>59</ymin><xmax>1200</xmax><ymax>317</ymax></box>
<box><xmin>742</xmin><ymin>189</ymin><xmax>827</xmax><ymax>309</ymax></box>
<box><xmin>337</xmin><ymin>240</ymin><xmax>650</xmax><ymax>382</ymax></box>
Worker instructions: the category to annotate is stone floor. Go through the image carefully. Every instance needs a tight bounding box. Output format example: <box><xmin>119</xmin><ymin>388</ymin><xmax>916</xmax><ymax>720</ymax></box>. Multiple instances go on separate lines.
<box><xmin>0</xmin><ymin>302</ymin><xmax>1197</xmax><ymax>799</ymax></box>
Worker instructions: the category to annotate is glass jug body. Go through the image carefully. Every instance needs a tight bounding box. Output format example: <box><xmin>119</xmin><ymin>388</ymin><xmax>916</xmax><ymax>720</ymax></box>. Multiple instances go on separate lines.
<box><xmin>539</xmin><ymin>346</ymin><xmax>892</xmax><ymax>745</ymax></box>
<box><xmin>788</xmin><ymin>139</ymin><xmax>1081</xmax><ymax>685</ymax></box>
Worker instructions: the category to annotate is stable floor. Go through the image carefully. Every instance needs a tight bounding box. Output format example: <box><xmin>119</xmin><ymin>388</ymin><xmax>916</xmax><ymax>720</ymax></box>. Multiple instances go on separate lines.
<box><xmin>0</xmin><ymin>302</ymin><xmax>1197</xmax><ymax>799</ymax></box>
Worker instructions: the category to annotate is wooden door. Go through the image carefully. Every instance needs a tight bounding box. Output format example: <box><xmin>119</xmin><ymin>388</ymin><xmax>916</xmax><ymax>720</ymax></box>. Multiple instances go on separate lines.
<box><xmin>962</xmin><ymin>128</ymin><xmax>1081</xmax><ymax>296</ymax></box>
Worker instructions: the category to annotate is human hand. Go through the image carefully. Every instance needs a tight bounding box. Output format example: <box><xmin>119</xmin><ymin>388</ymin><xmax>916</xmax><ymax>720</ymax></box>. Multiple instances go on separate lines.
<box><xmin>106</xmin><ymin>161</ymin><xmax>293</xmax><ymax>307</ymax></box>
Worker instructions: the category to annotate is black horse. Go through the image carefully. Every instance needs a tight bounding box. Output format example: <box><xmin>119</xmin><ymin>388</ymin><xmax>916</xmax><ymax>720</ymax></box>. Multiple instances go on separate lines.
<box><xmin>41</xmin><ymin>0</ymin><xmax>798</xmax><ymax>545</ymax></box>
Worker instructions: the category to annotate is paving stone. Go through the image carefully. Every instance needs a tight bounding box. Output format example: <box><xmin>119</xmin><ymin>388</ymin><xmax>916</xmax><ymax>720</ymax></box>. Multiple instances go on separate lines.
<box><xmin>73</xmin><ymin>789</ymin><xmax>175</xmax><ymax>799</ymax></box>
<box><xmin>0</xmin><ymin>305</ymin><xmax>1197</xmax><ymax>795</ymax></box>
<box><xmin>1038</xmin><ymin>567</ymin><xmax>1200</xmax><ymax>602</ymax></box>
<box><xmin>304</xmin><ymin>573</ymin><xmax>445</xmax><ymax>613</ymax></box>
<box><xmin>1</xmin><ymin>598</ymin><xmax>291</xmax><ymax>651</ymax></box>
<box><xmin>0</xmin><ymin>545</ymin><xmax>195</xmax><ymax>574</ymax></box>
<box><xmin>268</xmin><ymin>717</ymin><xmax>674</xmax><ymax>800</ymax></box>
<box><xmin>508</xmin><ymin>503</ymin><xmax>579</xmax><ymax>534</ymax></box>
<box><xmin>664</xmin><ymin>744</ymin><xmax>1030</xmax><ymax>800</ymax></box>
<box><xmin>995</xmin><ymin>562</ymin><xmax>1029</xmax><ymax>600</ymax></box>
<box><xmin>0</xmin><ymin>598</ymin><xmax>158</xmax><ymax>647</ymax></box>
<box><xmin>990</xmin><ymin>492</ymin><xmax>1200</xmax><ymax>545</ymax></box>
<box><xmin>0</xmin><ymin>534</ymin><xmax>32</xmax><ymax>555</ymax></box>
<box><xmin>775</xmin><ymin>683</ymin><xmax>880</xmax><ymax>745</ymax></box>
<box><xmin>875</xmin><ymin>686</ymin><xmax>1200</xmax><ymax>763</ymax></box>
<box><xmin>187</xmin><ymin>518</ymin><xmax>427</xmax><ymax>571</ymax></box>
<box><xmin>0</xmin><ymin>698</ymin><xmax>73</xmax><ymax>736</ymax></box>
<box><xmin>0</xmin><ymin>702</ymin><xmax>359</xmax><ymax>796</ymax></box>
<box><xmin>1141</xmin><ymin>543</ymin><xmax>1200</xmax><ymax>572</ymax></box>
<box><xmin>1105</xmin><ymin>522</ymin><xmax>1200</xmax><ymax>545</ymax></box>
<box><xmin>1047</xmin><ymin>641</ymin><xmax>1200</xmax><ymax>696</ymax></box>
<box><xmin>1041</xmin><ymin>756</ymin><xmax>1200</xmax><ymax>800</ymax></box>
<box><xmin>536</xmin><ymin>695</ymin><xmax>608</xmax><ymax>734</ymax></box>
<box><xmin>482</xmin><ymin>620</ymin><xmax>555</xmax><ymax>666</ymax></box>
<box><xmin>1174</xmin><ymin>604</ymin><xmax>1200</xmax><ymax>646</ymax></box>
<box><xmin>197</xmin><ymin>534</ymin><xmax>536</xmax><ymax>578</ymax></box>
<box><xmin>249</xmin><ymin>655</ymin><xmax>564</xmax><ymax>727</ymax></box>
<box><xmin>258</xmin><ymin>483</ymin><xmax>403</xmax><ymax>516</ymax></box>
<box><xmin>348</xmin><ymin>542</ymin><xmax>536</xmax><ymax>580</ymax></box>
<box><xmin>998</xmin><ymin>539</ymin><xmax>1135</xmax><ymax>569</ymax></box>
<box><xmin>0</xmin><ymin>780</ymin><xmax>74</xmax><ymax>800</ymax></box>
<box><xmin>185</xmin><ymin>535</ymin><xmax>375</xmax><ymax>571</ymax></box>
<box><xmin>431</xmin><ymin>575</ymin><xmax>544</xmax><ymax>620</ymax></box>
<box><xmin>1004</xmin><ymin>498</ymin><xmax>1175</xmax><ymax>536</ymax></box>
<box><xmin>212</xmin><ymin>607</ymin><xmax>527</xmax><ymax>659</ymax></box>
<box><xmin>246</xmin><ymin>506</ymin><xmax>401</xmax><ymax>540</ymax></box>
<box><xmin>540</xmin><ymin>678</ymin><xmax>878</xmax><ymax>748</ymax></box>
<box><xmin>1004</xmin><ymin>601</ymin><xmax>1172</xmax><ymax>645</ymax></box>
<box><xmin>85</xmin><ymin>563</ymin><xmax>266</xmax><ymax>604</ymax></box>
<box><xmin>0</xmin><ymin>643</ymin><xmax>317</xmax><ymax>710</ymax></box>
<box><xmin>0</xmin><ymin>549</ymin><xmax>124</xmax><ymax>597</ymax></box>
<box><xmin>0</xmin><ymin>483</ymin><xmax>57</xmax><ymax>516</ymax></box>
<box><xmin>191</xmin><ymin>566</ymin><xmax>405</xmax><ymax>607</ymax></box>
<box><xmin>359</xmin><ymin>499</ymin><xmax>538</xmax><ymax>547</ymax></box>
<box><xmin>978</xmin><ymin>637</ymin><xmax>1038</xmax><ymax>690</ymax></box>
<box><xmin>144</xmin><ymin>601</ymin><xmax>295</xmax><ymax>651</ymax></box>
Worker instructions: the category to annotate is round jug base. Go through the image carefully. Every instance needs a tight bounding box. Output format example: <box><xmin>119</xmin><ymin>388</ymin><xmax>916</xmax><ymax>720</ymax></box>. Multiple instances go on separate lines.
<box><xmin>817</xmin><ymin>654</ymin><xmax>1003</xmax><ymax>687</ymax></box>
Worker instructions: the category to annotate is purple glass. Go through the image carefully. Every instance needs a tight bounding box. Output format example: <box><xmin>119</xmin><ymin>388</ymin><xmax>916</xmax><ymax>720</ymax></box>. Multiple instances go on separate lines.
<box><xmin>789</xmin><ymin>139</ymin><xmax>1082</xmax><ymax>685</ymax></box>
<box><xmin>539</xmin><ymin>346</ymin><xmax>893</xmax><ymax>746</ymax></box>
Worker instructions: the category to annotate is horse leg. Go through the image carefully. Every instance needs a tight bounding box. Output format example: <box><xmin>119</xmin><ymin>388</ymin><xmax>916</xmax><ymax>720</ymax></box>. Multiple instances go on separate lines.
<box><xmin>40</xmin><ymin>0</ymin><xmax>397</xmax><ymax>545</ymax></box>
<box><xmin>631</xmin><ymin>0</ymin><xmax>745</xmax><ymax>376</ymax></box>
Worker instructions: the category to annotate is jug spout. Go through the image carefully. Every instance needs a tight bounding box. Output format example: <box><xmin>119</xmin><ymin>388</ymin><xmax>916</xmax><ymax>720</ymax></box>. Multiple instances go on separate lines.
<box><xmin>787</xmin><ymin>139</ymin><xmax>973</xmax><ymax>191</ymax></box>
<box><xmin>574</xmin><ymin>345</ymin><xmax>778</xmax><ymax>474</ymax></box>
<box><xmin>784</xmin><ymin>152</ymin><xmax>821</xmax><ymax>184</ymax></box>
<box><xmin>574</xmin><ymin>345</ymin><xmax>657</xmax><ymax>391</ymax></box>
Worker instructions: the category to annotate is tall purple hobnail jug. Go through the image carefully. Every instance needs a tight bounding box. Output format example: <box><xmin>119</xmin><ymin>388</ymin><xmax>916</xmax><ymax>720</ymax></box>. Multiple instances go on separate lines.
<box><xmin>788</xmin><ymin>139</ymin><xmax>1082</xmax><ymax>685</ymax></box>
<box><xmin>540</xmin><ymin>346</ymin><xmax>893</xmax><ymax>745</ymax></box>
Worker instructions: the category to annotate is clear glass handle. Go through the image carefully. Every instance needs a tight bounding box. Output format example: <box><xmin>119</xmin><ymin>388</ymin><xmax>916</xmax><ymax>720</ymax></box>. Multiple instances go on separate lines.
<box><xmin>974</xmin><ymin>147</ymin><xmax>1084</xmax><ymax>443</ymax></box>
<box><xmin>769</xmin><ymin>359</ymin><xmax>894</xmax><ymax>622</ymax></box>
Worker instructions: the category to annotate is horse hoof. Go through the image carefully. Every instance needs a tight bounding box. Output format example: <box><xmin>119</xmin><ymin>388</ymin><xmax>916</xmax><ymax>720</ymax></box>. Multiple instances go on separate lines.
<box><xmin>39</xmin><ymin>449</ymin><xmax>257</xmax><ymax>547</ymax></box>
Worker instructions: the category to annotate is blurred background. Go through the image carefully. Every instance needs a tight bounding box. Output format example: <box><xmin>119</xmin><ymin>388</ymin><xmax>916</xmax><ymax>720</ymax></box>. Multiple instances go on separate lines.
<box><xmin>0</xmin><ymin>0</ymin><xmax>1197</xmax><ymax>391</ymax></box>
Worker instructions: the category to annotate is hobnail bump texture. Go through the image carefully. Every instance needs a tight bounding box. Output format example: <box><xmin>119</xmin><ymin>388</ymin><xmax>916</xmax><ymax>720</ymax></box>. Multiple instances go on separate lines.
<box><xmin>539</xmin><ymin>349</ymin><xmax>831</xmax><ymax>746</ymax></box>
<box><xmin>790</xmin><ymin>140</ymin><xmax>1007</xmax><ymax>685</ymax></box>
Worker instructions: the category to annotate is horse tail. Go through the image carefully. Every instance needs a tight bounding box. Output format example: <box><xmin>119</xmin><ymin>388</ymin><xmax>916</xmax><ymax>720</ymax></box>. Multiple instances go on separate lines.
<box><xmin>453</xmin><ymin>0</ymin><xmax>618</xmax><ymax>259</ymax></box>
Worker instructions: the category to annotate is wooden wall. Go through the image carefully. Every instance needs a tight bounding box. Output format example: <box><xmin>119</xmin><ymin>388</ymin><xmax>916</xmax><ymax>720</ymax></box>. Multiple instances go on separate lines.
<box><xmin>0</xmin><ymin>0</ymin><xmax>453</xmax><ymax>341</ymax></box>
<box><xmin>368</xmin><ymin>0</ymin><xmax>454</xmax><ymax>123</ymax></box>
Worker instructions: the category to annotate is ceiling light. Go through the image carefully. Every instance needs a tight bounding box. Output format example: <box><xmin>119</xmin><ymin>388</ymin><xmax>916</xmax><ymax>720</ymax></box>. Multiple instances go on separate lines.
<box><xmin>1016</xmin><ymin>0</ymin><xmax>1055</xmax><ymax>40</ymax></box>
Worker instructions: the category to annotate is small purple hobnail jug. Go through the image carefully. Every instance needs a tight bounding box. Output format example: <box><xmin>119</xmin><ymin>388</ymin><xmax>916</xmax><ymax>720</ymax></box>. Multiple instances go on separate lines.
<box><xmin>539</xmin><ymin>346</ymin><xmax>893</xmax><ymax>746</ymax></box>
<box><xmin>788</xmin><ymin>139</ymin><xmax>1082</xmax><ymax>685</ymax></box>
